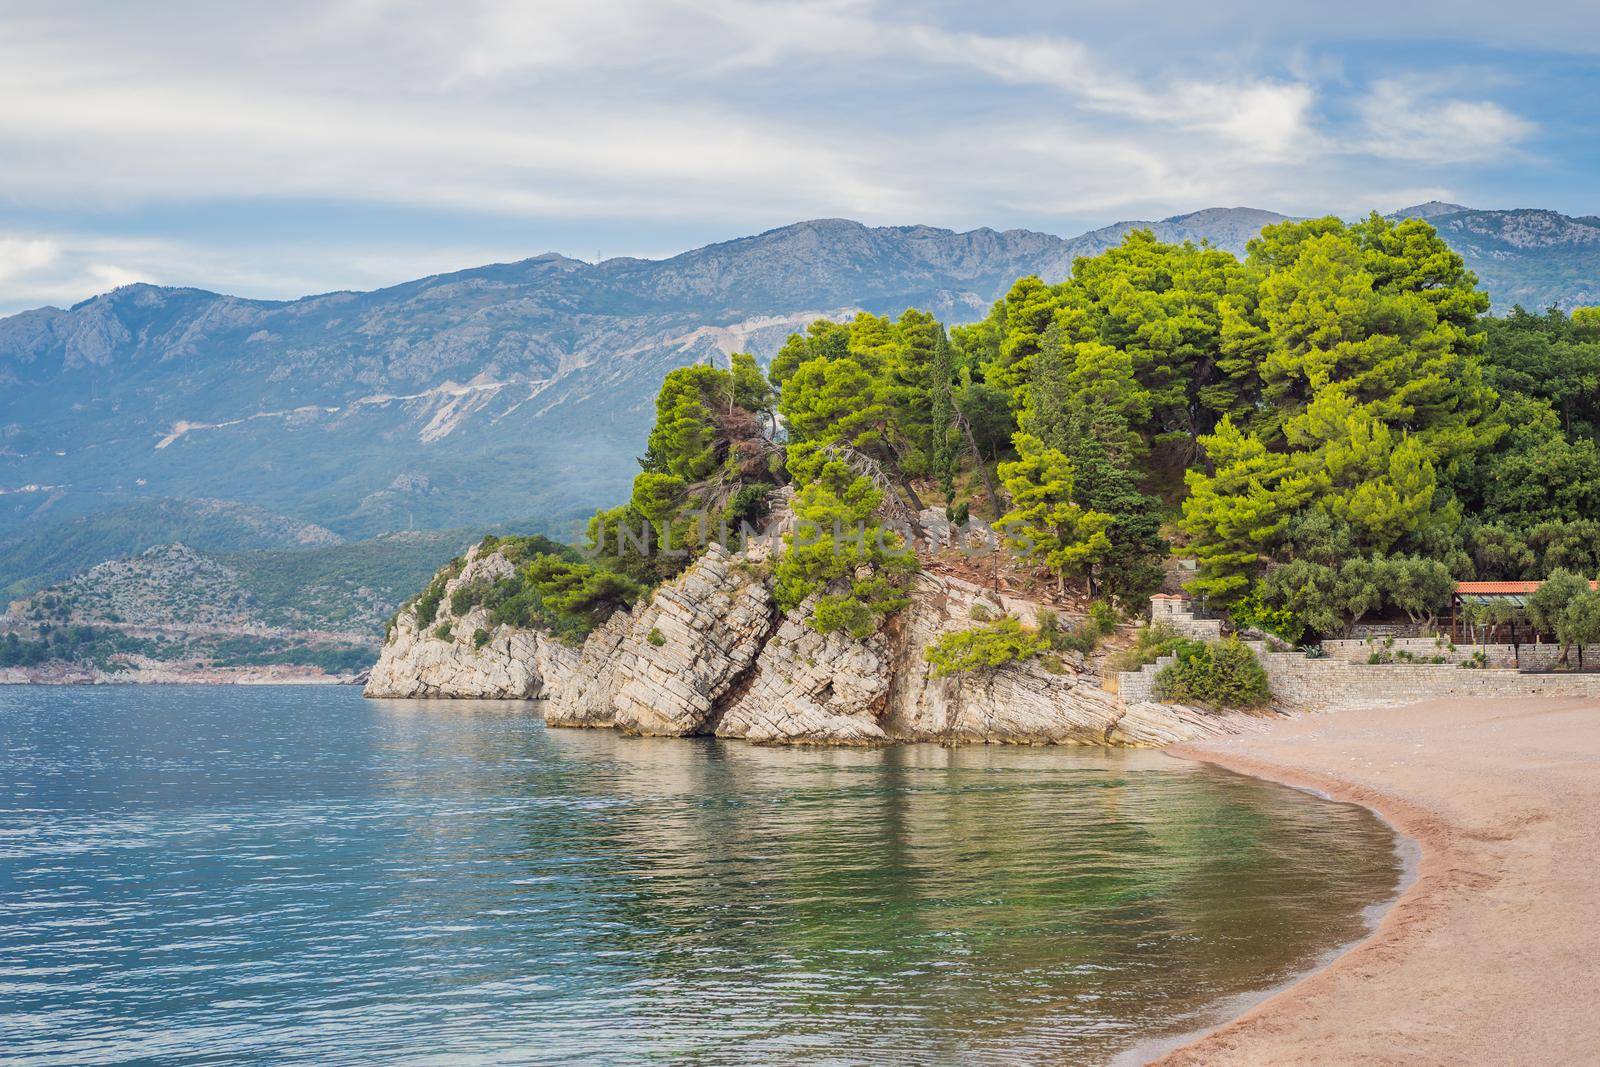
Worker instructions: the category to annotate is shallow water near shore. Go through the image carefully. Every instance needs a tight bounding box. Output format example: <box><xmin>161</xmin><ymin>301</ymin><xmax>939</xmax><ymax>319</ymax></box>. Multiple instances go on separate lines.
<box><xmin>1</xmin><ymin>685</ymin><xmax>1401</xmax><ymax>1065</ymax></box>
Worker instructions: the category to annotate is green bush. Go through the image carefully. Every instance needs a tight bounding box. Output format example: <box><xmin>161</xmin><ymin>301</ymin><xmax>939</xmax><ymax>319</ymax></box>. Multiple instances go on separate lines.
<box><xmin>723</xmin><ymin>484</ymin><xmax>772</xmax><ymax>526</ymax></box>
<box><xmin>810</xmin><ymin>577</ymin><xmax>911</xmax><ymax>639</ymax></box>
<box><xmin>1105</xmin><ymin>623</ymin><xmax>1203</xmax><ymax>674</ymax></box>
<box><xmin>472</xmin><ymin>627</ymin><xmax>491</xmax><ymax>649</ymax></box>
<box><xmin>1035</xmin><ymin>604</ymin><xmax>1117</xmax><ymax>655</ymax></box>
<box><xmin>924</xmin><ymin>617</ymin><xmax>1047</xmax><ymax>676</ymax></box>
<box><xmin>412</xmin><ymin>558</ymin><xmax>465</xmax><ymax>627</ymax></box>
<box><xmin>1230</xmin><ymin>589</ymin><xmax>1309</xmax><ymax>644</ymax></box>
<box><xmin>433</xmin><ymin>622</ymin><xmax>452</xmax><ymax>641</ymax></box>
<box><xmin>1153</xmin><ymin>638</ymin><xmax>1271</xmax><ymax>710</ymax></box>
<box><xmin>647</xmin><ymin>626</ymin><xmax>667</xmax><ymax>647</ymax></box>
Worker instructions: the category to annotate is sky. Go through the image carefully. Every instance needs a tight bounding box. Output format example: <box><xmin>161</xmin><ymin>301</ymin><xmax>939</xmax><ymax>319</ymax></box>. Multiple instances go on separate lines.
<box><xmin>1</xmin><ymin>0</ymin><xmax>1597</xmax><ymax>315</ymax></box>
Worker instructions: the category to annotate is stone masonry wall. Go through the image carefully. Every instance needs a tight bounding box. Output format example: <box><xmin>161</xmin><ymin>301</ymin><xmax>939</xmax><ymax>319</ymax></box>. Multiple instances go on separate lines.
<box><xmin>1258</xmin><ymin>652</ymin><xmax>1600</xmax><ymax>712</ymax></box>
<box><xmin>1118</xmin><ymin>641</ymin><xmax>1600</xmax><ymax>711</ymax></box>
<box><xmin>1322</xmin><ymin>637</ymin><xmax>1598</xmax><ymax>671</ymax></box>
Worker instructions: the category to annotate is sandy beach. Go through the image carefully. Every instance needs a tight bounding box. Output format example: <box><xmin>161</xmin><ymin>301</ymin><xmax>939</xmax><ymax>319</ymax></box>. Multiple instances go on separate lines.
<box><xmin>1157</xmin><ymin>697</ymin><xmax>1600</xmax><ymax>1066</ymax></box>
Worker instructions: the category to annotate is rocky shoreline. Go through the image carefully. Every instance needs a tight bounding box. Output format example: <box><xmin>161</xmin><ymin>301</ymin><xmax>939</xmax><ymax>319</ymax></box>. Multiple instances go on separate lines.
<box><xmin>364</xmin><ymin>538</ymin><xmax>1263</xmax><ymax>747</ymax></box>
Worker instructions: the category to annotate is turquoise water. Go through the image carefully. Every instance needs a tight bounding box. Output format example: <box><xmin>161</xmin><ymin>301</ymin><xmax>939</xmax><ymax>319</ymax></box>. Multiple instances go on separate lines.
<box><xmin>0</xmin><ymin>686</ymin><xmax>1401</xmax><ymax>1065</ymax></box>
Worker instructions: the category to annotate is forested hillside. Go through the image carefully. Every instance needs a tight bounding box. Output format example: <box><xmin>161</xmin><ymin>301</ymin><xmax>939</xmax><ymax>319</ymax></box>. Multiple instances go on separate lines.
<box><xmin>412</xmin><ymin>211</ymin><xmax>1600</xmax><ymax>663</ymax></box>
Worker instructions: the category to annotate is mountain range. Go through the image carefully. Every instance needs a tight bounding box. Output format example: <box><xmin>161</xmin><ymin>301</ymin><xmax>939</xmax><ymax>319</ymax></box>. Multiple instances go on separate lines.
<box><xmin>3</xmin><ymin>202</ymin><xmax>1598</xmax><ymax>600</ymax></box>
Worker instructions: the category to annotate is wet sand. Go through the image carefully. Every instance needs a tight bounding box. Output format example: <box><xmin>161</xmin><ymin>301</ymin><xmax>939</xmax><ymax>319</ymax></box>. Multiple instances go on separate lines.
<box><xmin>1158</xmin><ymin>697</ymin><xmax>1600</xmax><ymax>1066</ymax></box>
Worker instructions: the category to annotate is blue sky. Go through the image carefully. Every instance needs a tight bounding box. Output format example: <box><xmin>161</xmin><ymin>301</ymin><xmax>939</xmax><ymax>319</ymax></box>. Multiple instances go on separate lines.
<box><xmin>1</xmin><ymin>0</ymin><xmax>1596</xmax><ymax>314</ymax></box>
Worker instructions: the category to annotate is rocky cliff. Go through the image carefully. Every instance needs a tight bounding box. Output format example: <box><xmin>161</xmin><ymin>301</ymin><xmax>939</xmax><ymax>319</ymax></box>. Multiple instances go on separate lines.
<box><xmin>366</xmin><ymin>539</ymin><xmax>1258</xmax><ymax>747</ymax></box>
<box><xmin>363</xmin><ymin>543</ymin><xmax>576</xmax><ymax>699</ymax></box>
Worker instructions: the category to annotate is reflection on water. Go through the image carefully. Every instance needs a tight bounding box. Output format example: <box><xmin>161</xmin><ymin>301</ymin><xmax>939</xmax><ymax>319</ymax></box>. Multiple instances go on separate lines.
<box><xmin>0</xmin><ymin>686</ymin><xmax>1400</xmax><ymax>1065</ymax></box>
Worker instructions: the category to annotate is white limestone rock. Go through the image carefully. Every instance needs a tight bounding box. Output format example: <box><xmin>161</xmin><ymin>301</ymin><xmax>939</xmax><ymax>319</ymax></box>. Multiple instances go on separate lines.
<box><xmin>712</xmin><ymin>594</ymin><xmax>893</xmax><ymax>745</ymax></box>
<box><xmin>542</xmin><ymin>607</ymin><xmax>632</xmax><ymax>727</ymax></box>
<box><xmin>545</xmin><ymin>543</ymin><xmax>776</xmax><ymax>736</ymax></box>
<box><xmin>880</xmin><ymin>571</ymin><xmax>1247</xmax><ymax>747</ymax></box>
<box><xmin>363</xmin><ymin>544</ymin><xmax>577</xmax><ymax>699</ymax></box>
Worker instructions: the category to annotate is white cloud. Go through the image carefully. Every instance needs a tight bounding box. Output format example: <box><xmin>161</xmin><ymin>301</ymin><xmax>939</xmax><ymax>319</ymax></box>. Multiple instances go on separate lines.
<box><xmin>0</xmin><ymin>233</ymin><xmax>161</xmax><ymax>311</ymax></box>
<box><xmin>905</xmin><ymin>27</ymin><xmax>1316</xmax><ymax>159</ymax></box>
<box><xmin>0</xmin><ymin>0</ymin><xmax>1549</xmax><ymax>310</ymax></box>
<box><xmin>1357</xmin><ymin>79</ymin><xmax>1536</xmax><ymax>164</ymax></box>
<box><xmin>0</xmin><ymin>237</ymin><xmax>63</xmax><ymax>284</ymax></box>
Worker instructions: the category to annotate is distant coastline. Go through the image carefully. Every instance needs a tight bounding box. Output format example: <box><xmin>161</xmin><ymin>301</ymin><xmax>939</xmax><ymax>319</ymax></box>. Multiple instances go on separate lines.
<box><xmin>0</xmin><ymin>664</ymin><xmax>362</xmax><ymax>686</ymax></box>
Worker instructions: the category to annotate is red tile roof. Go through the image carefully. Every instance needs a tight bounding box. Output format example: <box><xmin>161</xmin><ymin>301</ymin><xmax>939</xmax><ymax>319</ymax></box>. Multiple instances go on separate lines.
<box><xmin>1456</xmin><ymin>580</ymin><xmax>1599</xmax><ymax>595</ymax></box>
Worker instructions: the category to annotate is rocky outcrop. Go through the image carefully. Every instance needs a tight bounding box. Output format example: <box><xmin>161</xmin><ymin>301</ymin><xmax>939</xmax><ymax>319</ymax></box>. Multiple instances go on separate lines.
<box><xmin>363</xmin><ymin>544</ymin><xmax>576</xmax><ymax>699</ymax></box>
<box><xmin>878</xmin><ymin>572</ymin><xmax>1245</xmax><ymax>746</ymax></box>
<box><xmin>541</xmin><ymin>609</ymin><xmax>631</xmax><ymax>727</ymax></box>
<box><xmin>545</xmin><ymin>544</ymin><xmax>775</xmax><ymax>735</ymax></box>
<box><xmin>712</xmin><ymin>593</ymin><xmax>894</xmax><ymax>744</ymax></box>
<box><xmin>370</xmin><ymin>539</ymin><xmax>1259</xmax><ymax>747</ymax></box>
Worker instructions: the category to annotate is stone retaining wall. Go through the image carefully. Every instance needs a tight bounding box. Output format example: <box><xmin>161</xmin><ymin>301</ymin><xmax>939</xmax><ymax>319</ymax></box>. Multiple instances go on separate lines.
<box><xmin>1321</xmin><ymin>637</ymin><xmax>1597</xmax><ymax>671</ymax></box>
<box><xmin>1115</xmin><ymin>641</ymin><xmax>1600</xmax><ymax>711</ymax></box>
<box><xmin>1116</xmin><ymin>654</ymin><xmax>1178</xmax><ymax>703</ymax></box>
<box><xmin>1258</xmin><ymin>652</ymin><xmax>1600</xmax><ymax>712</ymax></box>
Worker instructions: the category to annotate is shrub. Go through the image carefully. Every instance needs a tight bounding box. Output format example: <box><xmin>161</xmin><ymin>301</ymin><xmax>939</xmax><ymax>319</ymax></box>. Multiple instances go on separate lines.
<box><xmin>433</xmin><ymin>622</ymin><xmax>453</xmax><ymax>641</ymax></box>
<box><xmin>647</xmin><ymin>626</ymin><xmax>667</xmax><ymax>647</ymax></box>
<box><xmin>724</xmin><ymin>484</ymin><xmax>772</xmax><ymax>526</ymax></box>
<box><xmin>924</xmin><ymin>617</ymin><xmax>1047</xmax><ymax>676</ymax></box>
<box><xmin>1104</xmin><ymin>623</ymin><xmax>1203</xmax><ymax>674</ymax></box>
<box><xmin>524</xmin><ymin>556</ymin><xmax>647</xmax><ymax>644</ymax></box>
<box><xmin>449</xmin><ymin>584</ymin><xmax>478</xmax><ymax>617</ymax></box>
<box><xmin>810</xmin><ymin>577</ymin><xmax>911</xmax><ymax>639</ymax></box>
<box><xmin>472</xmin><ymin>627</ymin><xmax>491</xmax><ymax>650</ymax></box>
<box><xmin>1035</xmin><ymin>604</ymin><xmax>1116</xmax><ymax>655</ymax></box>
<box><xmin>413</xmin><ymin>558</ymin><xmax>464</xmax><ymax>627</ymax></box>
<box><xmin>1154</xmin><ymin>638</ymin><xmax>1271</xmax><ymax>710</ymax></box>
<box><xmin>1232</xmin><ymin>587</ymin><xmax>1311</xmax><ymax>644</ymax></box>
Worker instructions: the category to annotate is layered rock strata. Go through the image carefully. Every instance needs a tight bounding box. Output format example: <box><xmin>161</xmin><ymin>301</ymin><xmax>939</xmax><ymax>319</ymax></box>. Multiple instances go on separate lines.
<box><xmin>369</xmin><ymin>540</ymin><xmax>1256</xmax><ymax>746</ymax></box>
<box><xmin>363</xmin><ymin>544</ymin><xmax>575</xmax><ymax>699</ymax></box>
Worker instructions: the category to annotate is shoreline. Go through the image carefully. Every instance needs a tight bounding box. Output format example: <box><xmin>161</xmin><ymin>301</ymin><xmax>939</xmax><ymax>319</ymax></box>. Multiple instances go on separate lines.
<box><xmin>0</xmin><ymin>672</ymin><xmax>362</xmax><ymax>686</ymax></box>
<box><xmin>1148</xmin><ymin>697</ymin><xmax>1600</xmax><ymax>1065</ymax></box>
<box><xmin>1115</xmin><ymin>765</ymin><xmax>1420</xmax><ymax>1067</ymax></box>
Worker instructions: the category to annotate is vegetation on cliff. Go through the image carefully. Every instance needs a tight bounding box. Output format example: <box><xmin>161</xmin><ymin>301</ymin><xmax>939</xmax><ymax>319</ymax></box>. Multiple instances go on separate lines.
<box><xmin>394</xmin><ymin>210</ymin><xmax>1600</xmax><ymax>655</ymax></box>
<box><xmin>940</xmin><ymin>213</ymin><xmax>1600</xmax><ymax>643</ymax></box>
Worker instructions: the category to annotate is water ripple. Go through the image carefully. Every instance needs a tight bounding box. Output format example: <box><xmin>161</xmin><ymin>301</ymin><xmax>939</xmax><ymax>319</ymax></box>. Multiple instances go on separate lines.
<box><xmin>0</xmin><ymin>685</ymin><xmax>1400</xmax><ymax>1065</ymax></box>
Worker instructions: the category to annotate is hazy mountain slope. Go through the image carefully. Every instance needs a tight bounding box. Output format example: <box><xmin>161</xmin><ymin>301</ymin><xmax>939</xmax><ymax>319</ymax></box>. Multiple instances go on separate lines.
<box><xmin>3</xmin><ymin>206</ymin><xmax>1596</xmax><ymax>555</ymax></box>
<box><xmin>0</xmin><ymin>498</ymin><xmax>340</xmax><ymax>599</ymax></box>
<box><xmin>1415</xmin><ymin>208</ymin><xmax>1600</xmax><ymax>310</ymax></box>
<box><xmin>0</xmin><ymin>219</ymin><xmax>1076</xmax><ymax>543</ymax></box>
<box><xmin>2</xmin><ymin>529</ymin><xmax>480</xmax><ymax>677</ymax></box>
<box><xmin>1038</xmin><ymin>206</ymin><xmax>1292</xmax><ymax>274</ymax></box>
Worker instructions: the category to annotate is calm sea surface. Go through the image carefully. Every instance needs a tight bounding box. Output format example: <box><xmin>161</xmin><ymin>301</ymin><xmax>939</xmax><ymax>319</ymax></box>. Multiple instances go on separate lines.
<box><xmin>0</xmin><ymin>685</ymin><xmax>1401</xmax><ymax>1065</ymax></box>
